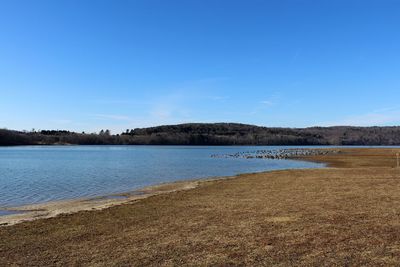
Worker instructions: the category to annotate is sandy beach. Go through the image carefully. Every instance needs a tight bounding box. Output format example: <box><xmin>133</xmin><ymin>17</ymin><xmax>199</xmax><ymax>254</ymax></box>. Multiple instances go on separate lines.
<box><xmin>1</xmin><ymin>148</ymin><xmax>400</xmax><ymax>266</ymax></box>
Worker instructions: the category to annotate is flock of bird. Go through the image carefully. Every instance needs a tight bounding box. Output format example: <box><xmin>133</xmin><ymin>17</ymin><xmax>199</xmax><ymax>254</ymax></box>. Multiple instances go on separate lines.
<box><xmin>211</xmin><ymin>149</ymin><xmax>340</xmax><ymax>160</ymax></box>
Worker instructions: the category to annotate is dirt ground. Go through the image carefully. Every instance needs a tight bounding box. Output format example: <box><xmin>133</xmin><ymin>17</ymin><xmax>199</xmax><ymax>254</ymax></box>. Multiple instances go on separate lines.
<box><xmin>1</xmin><ymin>148</ymin><xmax>400</xmax><ymax>266</ymax></box>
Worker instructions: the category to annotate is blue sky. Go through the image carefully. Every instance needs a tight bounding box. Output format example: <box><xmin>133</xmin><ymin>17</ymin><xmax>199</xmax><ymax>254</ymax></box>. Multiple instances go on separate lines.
<box><xmin>1</xmin><ymin>0</ymin><xmax>400</xmax><ymax>133</ymax></box>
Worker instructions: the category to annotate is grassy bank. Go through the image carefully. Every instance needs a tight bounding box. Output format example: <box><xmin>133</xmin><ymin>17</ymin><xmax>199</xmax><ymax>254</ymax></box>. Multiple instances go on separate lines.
<box><xmin>1</xmin><ymin>148</ymin><xmax>400</xmax><ymax>266</ymax></box>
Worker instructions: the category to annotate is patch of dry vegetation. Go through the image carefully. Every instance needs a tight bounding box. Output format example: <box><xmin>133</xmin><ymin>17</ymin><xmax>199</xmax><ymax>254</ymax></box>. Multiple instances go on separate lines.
<box><xmin>1</xmin><ymin>148</ymin><xmax>400</xmax><ymax>266</ymax></box>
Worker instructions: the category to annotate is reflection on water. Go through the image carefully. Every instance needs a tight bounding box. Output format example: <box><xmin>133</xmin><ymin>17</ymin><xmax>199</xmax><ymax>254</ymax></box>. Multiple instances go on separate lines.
<box><xmin>0</xmin><ymin>145</ymin><xmax>325</xmax><ymax>207</ymax></box>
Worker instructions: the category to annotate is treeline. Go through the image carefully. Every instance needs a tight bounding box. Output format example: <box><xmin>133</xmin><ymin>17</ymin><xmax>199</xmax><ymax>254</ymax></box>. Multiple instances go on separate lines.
<box><xmin>0</xmin><ymin>129</ymin><xmax>120</xmax><ymax>146</ymax></box>
<box><xmin>2</xmin><ymin>123</ymin><xmax>400</xmax><ymax>146</ymax></box>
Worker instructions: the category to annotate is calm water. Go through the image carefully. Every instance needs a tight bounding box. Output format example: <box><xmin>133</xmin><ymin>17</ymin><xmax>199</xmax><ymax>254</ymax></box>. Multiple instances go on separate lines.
<box><xmin>0</xmin><ymin>146</ymin><xmax>325</xmax><ymax>208</ymax></box>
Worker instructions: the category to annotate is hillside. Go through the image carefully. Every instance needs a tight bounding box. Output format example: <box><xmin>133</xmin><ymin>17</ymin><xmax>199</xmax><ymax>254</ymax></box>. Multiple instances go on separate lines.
<box><xmin>1</xmin><ymin>123</ymin><xmax>400</xmax><ymax>146</ymax></box>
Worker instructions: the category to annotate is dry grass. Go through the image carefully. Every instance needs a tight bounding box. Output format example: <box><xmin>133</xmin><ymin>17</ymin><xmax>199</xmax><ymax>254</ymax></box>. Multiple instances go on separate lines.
<box><xmin>1</xmin><ymin>148</ymin><xmax>400</xmax><ymax>266</ymax></box>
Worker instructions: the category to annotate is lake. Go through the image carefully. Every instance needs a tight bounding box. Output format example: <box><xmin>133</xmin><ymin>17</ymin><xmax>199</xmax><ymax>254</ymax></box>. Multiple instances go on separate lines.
<box><xmin>0</xmin><ymin>146</ymin><xmax>325</xmax><ymax>208</ymax></box>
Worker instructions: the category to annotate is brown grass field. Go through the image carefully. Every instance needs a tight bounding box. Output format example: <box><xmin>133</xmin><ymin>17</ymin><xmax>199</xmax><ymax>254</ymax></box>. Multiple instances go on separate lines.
<box><xmin>1</xmin><ymin>148</ymin><xmax>400</xmax><ymax>266</ymax></box>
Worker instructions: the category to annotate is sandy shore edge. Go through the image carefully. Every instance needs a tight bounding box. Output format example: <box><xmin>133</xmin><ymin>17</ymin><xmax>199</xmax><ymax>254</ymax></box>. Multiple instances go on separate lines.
<box><xmin>0</xmin><ymin>174</ymin><xmax>243</xmax><ymax>226</ymax></box>
<box><xmin>0</xmin><ymin>148</ymin><xmax>338</xmax><ymax>226</ymax></box>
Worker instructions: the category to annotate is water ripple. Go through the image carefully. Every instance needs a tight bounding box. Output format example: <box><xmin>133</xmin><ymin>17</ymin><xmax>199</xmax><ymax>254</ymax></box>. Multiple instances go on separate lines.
<box><xmin>0</xmin><ymin>145</ymin><xmax>325</xmax><ymax>207</ymax></box>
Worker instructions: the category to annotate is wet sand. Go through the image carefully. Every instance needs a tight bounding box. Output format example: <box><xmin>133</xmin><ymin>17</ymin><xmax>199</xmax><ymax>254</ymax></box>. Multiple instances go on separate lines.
<box><xmin>0</xmin><ymin>180</ymin><xmax>205</xmax><ymax>226</ymax></box>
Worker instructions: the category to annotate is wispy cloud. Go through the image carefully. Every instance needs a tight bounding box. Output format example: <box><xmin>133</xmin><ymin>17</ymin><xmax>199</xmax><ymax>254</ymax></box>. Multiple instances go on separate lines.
<box><xmin>260</xmin><ymin>100</ymin><xmax>275</xmax><ymax>106</ymax></box>
<box><xmin>322</xmin><ymin>108</ymin><xmax>400</xmax><ymax>126</ymax></box>
<box><xmin>210</xmin><ymin>96</ymin><xmax>229</xmax><ymax>101</ymax></box>
<box><xmin>371</xmin><ymin>106</ymin><xmax>400</xmax><ymax>113</ymax></box>
<box><xmin>92</xmin><ymin>99</ymin><xmax>141</xmax><ymax>105</ymax></box>
<box><xmin>50</xmin><ymin>119</ymin><xmax>72</xmax><ymax>124</ymax></box>
<box><xmin>90</xmin><ymin>91</ymin><xmax>199</xmax><ymax>130</ymax></box>
<box><xmin>149</xmin><ymin>92</ymin><xmax>192</xmax><ymax>122</ymax></box>
<box><xmin>92</xmin><ymin>114</ymin><xmax>132</xmax><ymax>121</ymax></box>
<box><xmin>260</xmin><ymin>93</ymin><xmax>281</xmax><ymax>107</ymax></box>
<box><xmin>289</xmin><ymin>48</ymin><xmax>302</xmax><ymax>65</ymax></box>
<box><xmin>181</xmin><ymin>76</ymin><xmax>230</xmax><ymax>84</ymax></box>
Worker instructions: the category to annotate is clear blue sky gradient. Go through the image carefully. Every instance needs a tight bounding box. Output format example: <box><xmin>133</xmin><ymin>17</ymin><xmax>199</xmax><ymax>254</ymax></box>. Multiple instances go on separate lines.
<box><xmin>1</xmin><ymin>0</ymin><xmax>400</xmax><ymax>133</ymax></box>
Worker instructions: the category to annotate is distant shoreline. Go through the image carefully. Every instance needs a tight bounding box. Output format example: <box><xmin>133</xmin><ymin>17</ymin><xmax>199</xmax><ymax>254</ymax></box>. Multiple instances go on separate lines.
<box><xmin>3</xmin><ymin>123</ymin><xmax>400</xmax><ymax>146</ymax></box>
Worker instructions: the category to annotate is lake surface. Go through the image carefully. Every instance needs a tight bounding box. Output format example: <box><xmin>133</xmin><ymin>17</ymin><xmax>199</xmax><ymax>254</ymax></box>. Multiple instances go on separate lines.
<box><xmin>0</xmin><ymin>146</ymin><xmax>325</xmax><ymax>208</ymax></box>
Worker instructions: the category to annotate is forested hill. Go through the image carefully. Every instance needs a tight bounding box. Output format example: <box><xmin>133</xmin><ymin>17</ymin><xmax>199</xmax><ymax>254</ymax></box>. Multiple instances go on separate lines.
<box><xmin>2</xmin><ymin>123</ymin><xmax>400</xmax><ymax>146</ymax></box>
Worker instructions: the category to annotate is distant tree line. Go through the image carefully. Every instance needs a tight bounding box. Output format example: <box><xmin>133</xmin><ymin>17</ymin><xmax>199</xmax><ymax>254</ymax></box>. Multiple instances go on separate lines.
<box><xmin>2</xmin><ymin>123</ymin><xmax>400</xmax><ymax>146</ymax></box>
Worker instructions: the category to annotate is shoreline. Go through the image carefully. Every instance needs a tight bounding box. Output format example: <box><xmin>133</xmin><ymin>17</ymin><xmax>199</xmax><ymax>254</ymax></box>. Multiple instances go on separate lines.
<box><xmin>0</xmin><ymin>147</ymin><xmax>396</xmax><ymax>227</ymax></box>
<box><xmin>2</xmin><ymin>148</ymin><xmax>400</xmax><ymax>265</ymax></box>
<box><xmin>0</xmin><ymin>149</ymin><xmax>329</xmax><ymax>226</ymax></box>
<box><xmin>0</xmin><ymin>167</ymin><xmax>324</xmax><ymax>226</ymax></box>
<box><xmin>1</xmin><ymin>171</ymin><xmax>266</xmax><ymax>226</ymax></box>
<box><xmin>0</xmin><ymin>178</ymin><xmax>211</xmax><ymax>226</ymax></box>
